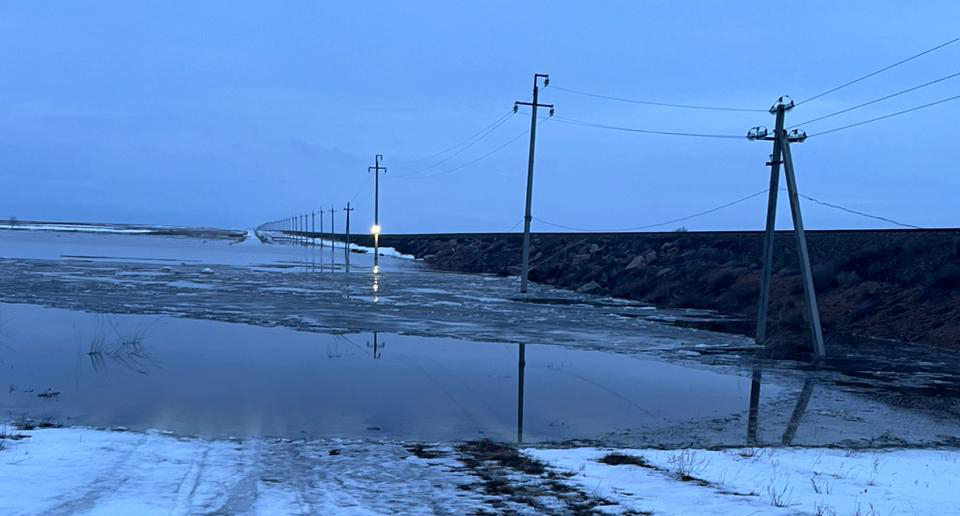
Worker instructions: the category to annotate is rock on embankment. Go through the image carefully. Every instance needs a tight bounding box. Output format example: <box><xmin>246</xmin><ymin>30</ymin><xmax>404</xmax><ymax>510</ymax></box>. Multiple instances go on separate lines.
<box><xmin>371</xmin><ymin>230</ymin><xmax>960</xmax><ymax>347</ymax></box>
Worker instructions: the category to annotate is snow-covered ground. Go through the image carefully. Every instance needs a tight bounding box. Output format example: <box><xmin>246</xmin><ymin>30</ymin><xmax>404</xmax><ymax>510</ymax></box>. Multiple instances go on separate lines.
<box><xmin>0</xmin><ymin>426</ymin><xmax>490</xmax><ymax>516</ymax></box>
<box><xmin>528</xmin><ymin>446</ymin><xmax>960</xmax><ymax>516</ymax></box>
<box><xmin>2</xmin><ymin>425</ymin><xmax>957</xmax><ymax>515</ymax></box>
<box><xmin>256</xmin><ymin>229</ymin><xmax>415</xmax><ymax>259</ymax></box>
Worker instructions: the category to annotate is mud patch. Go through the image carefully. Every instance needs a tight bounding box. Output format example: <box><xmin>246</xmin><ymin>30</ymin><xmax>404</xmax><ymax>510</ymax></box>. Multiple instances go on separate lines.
<box><xmin>455</xmin><ymin>440</ymin><xmax>647</xmax><ymax>515</ymax></box>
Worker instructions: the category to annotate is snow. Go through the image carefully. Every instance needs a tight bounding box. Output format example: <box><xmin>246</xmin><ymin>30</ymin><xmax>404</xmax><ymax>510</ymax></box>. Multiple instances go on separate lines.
<box><xmin>527</xmin><ymin>446</ymin><xmax>960</xmax><ymax>515</ymax></box>
<box><xmin>0</xmin><ymin>426</ymin><xmax>491</xmax><ymax>516</ymax></box>
<box><xmin>8</xmin><ymin>224</ymin><xmax>154</xmax><ymax>234</ymax></box>
<box><xmin>259</xmin><ymin>230</ymin><xmax>416</xmax><ymax>259</ymax></box>
<box><xmin>3</xmin><ymin>425</ymin><xmax>959</xmax><ymax>515</ymax></box>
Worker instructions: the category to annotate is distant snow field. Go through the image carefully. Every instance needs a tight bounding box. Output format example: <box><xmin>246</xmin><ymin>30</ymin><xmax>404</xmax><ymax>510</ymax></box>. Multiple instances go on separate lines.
<box><xmin>1</xmin><ymin>425</ymin><xmax>957</xmax><ymax>515</ymax></box>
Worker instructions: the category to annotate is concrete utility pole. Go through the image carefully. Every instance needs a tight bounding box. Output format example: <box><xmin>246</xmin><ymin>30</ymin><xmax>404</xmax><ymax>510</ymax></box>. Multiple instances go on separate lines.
<box><xmin>748</xmin><ymin>96</ymin><xmax>826</xmax><ymax>358</ymax></box>
<box><xmin>515</xmin><ymin>73</ymin><xmax>554</xmax><ymax>293</ymax></box>
<box><xmin>368</xmin><ymin>155</ymin><xmax>386</xmax><ymax>270</ymax></box>
<box><xmin>344</xmin><ymin>203</ymin><xmax>354</xmax><ymax>269</ymax></box>
<box><xmin>329</xmin><ymin>205</ymin><xmax>335</xmax><ymax>265</ymax></box>
<box><xmin>319</xmin><ymin>208</ymin><xmax>324</xmax><ymax>249</ymax></box>
<box><xmin>312</xmin><ymin>211</ymin><xmax>316</xmax><ymax>246</ymax></box>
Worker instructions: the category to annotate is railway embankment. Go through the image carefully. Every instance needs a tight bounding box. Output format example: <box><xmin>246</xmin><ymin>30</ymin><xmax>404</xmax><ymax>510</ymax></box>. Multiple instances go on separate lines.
<box><xmin>364</xmin><ymin>229</ymin><xmax>960</xmax><ymax>347</ymax></box>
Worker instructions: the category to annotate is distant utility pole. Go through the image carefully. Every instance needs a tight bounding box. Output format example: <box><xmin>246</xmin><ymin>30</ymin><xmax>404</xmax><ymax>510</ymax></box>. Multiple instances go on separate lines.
<box><xmin>329</xmin><ymin>205</ymin><xmax>335</xmax><ymax>264</ymax></box>
<box><xmin>514</xmin><ymin>73</ymin><xmax>554</xmax><ymax>294</ymax></box>
<box><xmin>344</xmin><ymin>203</ymin><xmax>354</xmax><ymax>269</ymax></box>
<box><xmin>368</xmin><ymin>154</ymin><xmax>386</xmax><ymax>270</ymax></box>
<box><xmin>311</xmin><ymin>211</ymin><xmax>316</xmax><ymax>246</ymax></box>
<box><xmin>747</xmin><ymin>96</ymin><xmax>826</xmax><ymax>358</ymax></box>
<box><xmin>319</xmin><ymin>208</ymin><xmax>324</xmax><ymax>249</ymax></box>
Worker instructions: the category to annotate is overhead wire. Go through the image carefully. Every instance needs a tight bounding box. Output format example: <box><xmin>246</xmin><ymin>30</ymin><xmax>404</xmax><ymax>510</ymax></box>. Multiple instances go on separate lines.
<box><xmin>806</xmin><ymin>93</ymin><xmax>960</xmax><ymax>137</ymax></box>
<box><xmin>392</xmin><ymin>109</ymin><xmax>516</xmax><ymax>165</ymax></box>
<box><xmin>791</xmin><ymin>70</ymin><xmax>960</xmax><ymax>127</ymax></box>
<box><xmin>797</xmin><ymin>194</ymin><xmax>922</xmax><ymax>229</ymax></box>
<box><xmin>551</xmin><ymin>115</ymin><xmax>747</xmax><ymax>140</ymax></box>
<box><xmin>552</xmin><ymin>85</ymin><xmax>766</xmax><ymax>112</ymax></box>
<box><xmin>533</xmin><ymin>190</ymin><xmax>769</xmax><ymax>232</ymax></box>
<box><xmin>395</xmin><ymin>117</ymin><xmax>550</xmax><ymax>180</ymax></box>
<box><xmin>391</xmin><ymin>111</ymin><xmax>518</xmax><ymax>177</ymax></box>
<box><xmin>796</xmin><ymin>35</ymin><xmax>960</xmax><ymax>106</ymax></box>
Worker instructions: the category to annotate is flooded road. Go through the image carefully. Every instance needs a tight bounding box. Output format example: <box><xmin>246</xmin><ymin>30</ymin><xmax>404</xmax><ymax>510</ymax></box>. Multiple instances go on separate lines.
<box><xmin>2</xmin><ymin>228</ymin><xmax>959</xmax><ymax>447</ymax></box>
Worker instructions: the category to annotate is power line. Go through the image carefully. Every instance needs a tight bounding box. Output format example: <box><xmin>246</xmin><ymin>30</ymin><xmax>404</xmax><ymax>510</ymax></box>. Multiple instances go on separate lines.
<box><xmin>791</xmin><ymin>70</ymin><xmax>960</xmax><ymax>127</ymax></box>
<box><xmin>798</xmin><ymin>194</ymin><xmax>922</xmax><ymax>229</ymax></box>
<box><xmin>396</xmin><ymin>118</ymin><xmax>550</xmax><ymax>181</ymax></box>
<box><xmin>529</xmin><ymin>190</ymin><xmax>920</xmax><ymax>234</ymax></box>
<box><xmin>552</xmin><ymin>115</ymin><xmax>746</xmax><ymax>140</ymax></box>
<box><xmin>552</xmin><ymin>85</ymin><xmax>766</xmax><ymax>113</ymax></box>
<box><xmin>533</xmin><ymin>189</ymin><xmax>769</xmax><ymax>232</ymax></box>
<box><xmin>796</xmin><ymin>35</ymin><xmax>960</xmax><ymax>106</ymax></box>
<box><xmin>347</xmin><ymin>174</ymin><xmax>371</xmax><ymax>204</ymax></box>
<box><xmin>392</xmin><ymin>110</ymin><xmax>516</xmax><ymax>165</ymax></box>
<box><xmin>392</xmin><ymin>112</ymin><xmax>518</xmax><ymax>178</ymax></box>
<box><xmin>806</xmin><ymin>93</ymin><xmax>960</xmax><ymax>137</ymax></box>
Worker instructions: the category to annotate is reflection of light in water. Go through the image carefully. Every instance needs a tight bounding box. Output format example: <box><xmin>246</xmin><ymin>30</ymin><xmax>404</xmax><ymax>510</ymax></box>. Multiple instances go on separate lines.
<box><xmin>372</xmin><ymin>271</ymin><xmax>380</xmax><ymax>303</ymax></box>
<box><xmin>372</xmin><ymin>265</ymin><xmax>380</xmax><ymax>274</ymax></box>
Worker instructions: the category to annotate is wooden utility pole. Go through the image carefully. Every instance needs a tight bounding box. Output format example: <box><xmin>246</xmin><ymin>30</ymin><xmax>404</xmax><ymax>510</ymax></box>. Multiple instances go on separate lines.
<box><xmin>344</xmin><ymin>203</ymin><xmax>354</xmax><ymax>269</ymax></box>
<box><xmin>329</xmin><ymin>205</ymin><xmax>335</xmax><ymax>265</ymax></box>
<box><xmin>515</xmin><ymin>73</ymin><xmax>554</xmax><ymax>293</ymax></box>
<box><xmin>368</xmin><ymin>155</ymin><xmax>386</xmax><ymax>271</ymax></box>
<box><xmin>748</xmin><ymin>96</ymin><xmax>826</xmax><ymax>358</ymax></box>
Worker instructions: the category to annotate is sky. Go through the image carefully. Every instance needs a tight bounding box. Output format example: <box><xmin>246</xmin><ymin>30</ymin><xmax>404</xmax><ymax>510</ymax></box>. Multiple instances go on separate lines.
<box><xmin>0</xmin><ymin>1</ymin><xmax>958</xmax><ymax>233</ymax></box>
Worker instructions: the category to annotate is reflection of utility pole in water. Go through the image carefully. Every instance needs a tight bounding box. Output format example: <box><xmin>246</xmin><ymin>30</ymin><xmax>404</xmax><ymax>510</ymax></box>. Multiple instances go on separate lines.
<box><xmin>367</xmin><ymin>332</ymin><xmax>383</xmax><ymax>359</ymax></box>
<box><xmin>747</xmin><ymin>361</ymin><xmax>762</xmax><ymax>446</ymax></box>
<box><xmin>781</xmin><ymin>376</ymin><xmax>816</xmax><ymax>445</ymax></box>
<box><xmin>517</xmin><ymin>343</ymin><xmax>526</xmax><ymax>444</ymax></box>
<box><xmin>746</xmin><ymin>360</ymin><xmax>817</xmax><ymax>446</ymax></box>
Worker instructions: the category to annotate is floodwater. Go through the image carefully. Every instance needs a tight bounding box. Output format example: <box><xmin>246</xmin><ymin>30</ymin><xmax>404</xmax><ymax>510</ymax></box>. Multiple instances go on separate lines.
<box><xmin>2</xmin><ymin>227</ymin><xmax>959</xmax><ymax>447</ymax></box>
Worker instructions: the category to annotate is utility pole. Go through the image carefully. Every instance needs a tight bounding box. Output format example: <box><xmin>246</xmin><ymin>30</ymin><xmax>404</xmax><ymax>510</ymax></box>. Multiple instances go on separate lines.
<box><xmin>344</xmin><ymin>203</ymin><xmax>354</xmax><ymax>269</ymax></box>
<box><xmin>748</xmin><ymin>96</ymin><xmax>826</xmax><ymax>358</ymax></box>
<box><xmin>319</xmin><ymin>208</ymin><xmax>324</xmax><ymax>249</ymax></box>
<box><xmin>368</xmin><ymin>154</ymin><xmax>386</xmax><ymax>271</ymax></box>
<box><xmin>312</xmin><ymin>211</ymin><xmax>316</xmax><ymax>246</ymax></box>
<box><xmin>515</xmin><ymin>73</ymin><xmax>554</xmax><ymax>293</ymax></box>
<box><xmin>329</xmin><ymin>205</ymin><xmax>335</xmax><ymax>265</ymax></box>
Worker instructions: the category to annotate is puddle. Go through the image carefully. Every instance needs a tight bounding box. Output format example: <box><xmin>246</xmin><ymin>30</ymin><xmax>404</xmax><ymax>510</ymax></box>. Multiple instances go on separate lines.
<box><xmin>0</xmin><ymin>303</ymin><xmax>773</xmax><ymax>443</ymax></box>
<box><xmin>1</xmin><ymin>229</ymin><xmax>959</xmax><ymax>447</ymax></box>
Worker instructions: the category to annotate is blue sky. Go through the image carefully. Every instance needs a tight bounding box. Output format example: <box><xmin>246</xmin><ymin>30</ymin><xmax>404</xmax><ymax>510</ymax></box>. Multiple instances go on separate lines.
<box><xmin>0</xmin><ymin>1</ymin><xmax>957</xmax><ymax>232</ymax></box>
